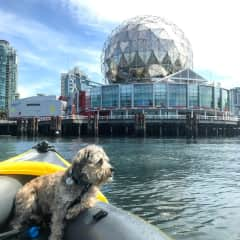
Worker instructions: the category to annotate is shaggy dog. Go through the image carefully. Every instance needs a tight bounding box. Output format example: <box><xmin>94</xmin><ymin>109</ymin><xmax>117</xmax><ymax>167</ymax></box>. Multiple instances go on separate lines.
<box><xmin>10</xmin><ymin>145</ymin><xmax>113</xmax><ymax>240</ymax></box>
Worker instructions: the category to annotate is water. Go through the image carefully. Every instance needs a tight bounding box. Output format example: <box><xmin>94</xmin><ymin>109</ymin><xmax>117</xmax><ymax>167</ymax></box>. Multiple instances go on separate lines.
<box><xmin>1</xmin><ymin>136</ymin><xmax>240</xmax><ymax>240</ymax></box>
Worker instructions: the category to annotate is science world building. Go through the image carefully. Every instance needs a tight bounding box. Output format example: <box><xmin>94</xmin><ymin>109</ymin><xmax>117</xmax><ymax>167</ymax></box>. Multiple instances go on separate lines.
<box><xmin>61</xmin><ymin>15</ymin><xmax>239</xmax><ymax>138</ymax></box>
<box><xmin>84</xmin><ymin>16</ymin><xmax>229</xmax><ymax>118</ymax></box>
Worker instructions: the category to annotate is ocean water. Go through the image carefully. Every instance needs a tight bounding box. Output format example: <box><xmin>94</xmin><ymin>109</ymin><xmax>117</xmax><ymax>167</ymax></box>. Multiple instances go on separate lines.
<box><xmin>1</xmin><ymin>136</ymin><xmax>240</xmax><ymax>240</ymax></box>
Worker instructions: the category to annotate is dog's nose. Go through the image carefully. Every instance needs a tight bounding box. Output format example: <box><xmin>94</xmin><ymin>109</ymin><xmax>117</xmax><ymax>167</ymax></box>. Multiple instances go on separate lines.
<box><xmin>110</xmin><ymin>167</ymin><xmax>115</xmax><ymax>172</ymax></box>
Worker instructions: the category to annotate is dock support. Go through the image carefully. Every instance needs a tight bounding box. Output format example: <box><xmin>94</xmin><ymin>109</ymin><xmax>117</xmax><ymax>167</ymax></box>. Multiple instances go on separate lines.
<box><xmin>186</xmin><ymin>113</ymin><xmax>198</xmax><ymax>138</ymax></box>
<box><xmin>159</xmin><ymin>125</ymin><xmax>162</xmax><ymax>137</ymax></box>
<box><xmin>205</xmin><ymin>127</ymin><xmax>208</xmax><ymax>137</ymax></box>
<box><xmin>135</xmin><ymin>113</ymin><xmax>145</xmax><ymax>137</ymax></box>
<box><xmin>50</xmin><ymin>117</ymin><xmax>62</xmax><ymax>136</ymax></box>
<box><xmin>176</xmin><ymin>126</ymin><xmax>179</xmax><ymax>137</ymax></box>
<box><xmin>78</xmin><ymin>124</ymin><xmax>81</xmax><ymax>137</ymax></box>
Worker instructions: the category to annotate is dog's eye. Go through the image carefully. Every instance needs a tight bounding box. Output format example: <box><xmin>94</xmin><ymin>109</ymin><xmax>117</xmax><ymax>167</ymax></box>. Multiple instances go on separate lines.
<box><xmin>97</xmin><ymin>158</ymin><xmax>103</xmax><ymax>166</ymax></box>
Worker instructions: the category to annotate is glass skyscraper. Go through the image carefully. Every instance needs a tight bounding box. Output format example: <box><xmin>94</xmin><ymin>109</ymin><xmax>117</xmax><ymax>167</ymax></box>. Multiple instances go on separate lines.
<box><xmin>0</xmin><ymin>40</ymin><xmax>18</xmax><ymax>116</ymax></box>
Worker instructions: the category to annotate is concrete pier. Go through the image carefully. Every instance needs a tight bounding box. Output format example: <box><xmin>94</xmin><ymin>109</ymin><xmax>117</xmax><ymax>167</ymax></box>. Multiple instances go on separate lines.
<box><xmin>1</xmin><ymin>114</ymin><xmax>240</xmax><ymax>137</ymax></box>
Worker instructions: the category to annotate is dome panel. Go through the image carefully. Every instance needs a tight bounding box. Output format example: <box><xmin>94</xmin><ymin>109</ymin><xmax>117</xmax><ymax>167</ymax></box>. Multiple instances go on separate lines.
<box><xmin>102</xmin><ymin>15</ymin><xmax>193</xmax><ymax>83</ymax></box>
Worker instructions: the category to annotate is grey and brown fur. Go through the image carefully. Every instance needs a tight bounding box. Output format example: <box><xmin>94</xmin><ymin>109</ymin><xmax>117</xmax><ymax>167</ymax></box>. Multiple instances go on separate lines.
<box><xmin>10</xmin><ymin>145</ymin><xmax>113</xmax><ymax>240</ymax></box>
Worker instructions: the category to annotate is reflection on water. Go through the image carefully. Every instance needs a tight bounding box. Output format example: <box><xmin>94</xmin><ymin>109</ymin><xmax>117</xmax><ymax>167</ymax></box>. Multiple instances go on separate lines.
<box><xmin>1</xmin><ymin>136</ymin><xmax>240</xmax><ymax>240</ymax></box>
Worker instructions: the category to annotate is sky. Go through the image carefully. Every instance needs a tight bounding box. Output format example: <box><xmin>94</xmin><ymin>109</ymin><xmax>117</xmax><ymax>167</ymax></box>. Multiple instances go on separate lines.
<box><xmin>0</xmin><ymin>0</ymin><xmax>239</xmax><ymax>98</ymax></box>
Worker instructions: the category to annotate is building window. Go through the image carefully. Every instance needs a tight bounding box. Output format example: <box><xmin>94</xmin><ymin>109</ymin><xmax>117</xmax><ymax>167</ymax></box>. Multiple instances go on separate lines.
<box><xmin>26</xmin><ymin>103</ymin><xmax>40</xmax><ymax>106</ymax></box>
<box><xmin>120</xmin><ymin>85</ymin><xmax>132</xmax><ymax>107</ymax></box>
<box><xmin>102</xmin><ymin>85</ymin><xmax>119</xmax><ymax>108</ymax></box>
<box><xmin>200</xmin><ymin>86</ymin><xmax>213</xmax><ymax>109</ymax></box>
<box><xmin>134</xmin><ymin>84</ymin><xmax>153</xmax><ymax>107</ymax></box>
<box><xmin>222</xmin><ymin>89</ymin><xmax>229</xmax><ymax>111</ymax></box>
<box><xmin>154</xmin><ymin>83</ymin><xmax>167</xmax><ymax>108</ymax></box>
<box><xmin>90</xmin><ymin>87</ymin><xmax>101</xmax><ymax>108</ymax></box>
<box><xmin>188</xmin><ymin>84</ymin><xmax>198</xmax><ymax>108</ymax></box>
<box><xmin>168</xmin><ymin>84</ymin><xmax>187</xmax><ymax>108</ymax></box>
<box><xmin>214</xmin><ymin>87</ymin><xmax>221</xmax><ymax>110</ymax></box>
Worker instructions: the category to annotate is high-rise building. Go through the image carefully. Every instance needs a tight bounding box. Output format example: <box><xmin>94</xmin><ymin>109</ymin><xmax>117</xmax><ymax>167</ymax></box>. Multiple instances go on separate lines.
<box><xmin>0</xmin><ymin>40</ymin><xmax>18</xmax><ymax>116</ymax></box>
<box><xmin>60</xmin><ymin>67</ymin><xmax>90</xmax><ymax>98</ymax></box>
<box><xmin>60</xmin><ymin>66</ymin><xmax>103</xmax><ymax>114</ymax></box>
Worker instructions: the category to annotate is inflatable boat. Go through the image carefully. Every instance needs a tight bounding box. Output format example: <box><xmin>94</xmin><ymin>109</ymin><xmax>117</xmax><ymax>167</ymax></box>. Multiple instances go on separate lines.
<box><xmin>0</xmin><ymin>141</ymin><xmax>173</xmax><ymax>240</ymax></box>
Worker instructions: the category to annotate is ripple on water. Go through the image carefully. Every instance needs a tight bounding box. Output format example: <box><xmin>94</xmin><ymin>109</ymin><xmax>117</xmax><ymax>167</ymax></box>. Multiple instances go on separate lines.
<box><xmin>2</xmin><ymin>137</ymin><xmax>240</xmax><ymax>240</ymax></box>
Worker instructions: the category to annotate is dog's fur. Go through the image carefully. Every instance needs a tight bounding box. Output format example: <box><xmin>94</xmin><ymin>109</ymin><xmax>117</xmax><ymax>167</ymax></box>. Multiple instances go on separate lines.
<box><xmin>10</xmin><ymin>145</ymin><xmax>113</xmax><ymax>240</ymax></box>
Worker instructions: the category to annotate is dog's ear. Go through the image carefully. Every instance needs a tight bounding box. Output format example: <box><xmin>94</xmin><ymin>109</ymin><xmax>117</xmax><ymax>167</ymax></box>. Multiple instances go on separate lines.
<box><xmin>96</xmin><ymin>158</ymin><xmax>103</xmax><ymax>167</ymax></box>
<box><xmin>70</xmin><ymin>147</ymin><xmax>91</xmax><ymax>180</ymax></box>
<box><xmin>73</xmin><ymin>147</ymin><xmax>92</xmax><ymax>163</ymax></box>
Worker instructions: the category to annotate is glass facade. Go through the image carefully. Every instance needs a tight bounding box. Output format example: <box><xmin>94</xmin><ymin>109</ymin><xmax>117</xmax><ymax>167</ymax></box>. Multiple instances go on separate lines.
<box><xmin>90</xmin><ymin>87</ymin><xmax>101</xmax><ymax>109</ymax></box>
<box><xmin>214</xmin><ymin>87</ymin><xmax>221</xmax><ymax>110</ymax></box>
<box><xmin>222</xmin><ymin>89</ymin><xmax>229</xmax><ymax>111</ymax></box>
<box><xmin>200</xmin><ymin>86</ymin><xmax>213</xmax><ymax>109</ymax></box>
<box><xmin>230</xmin><ymin>88</ymin><xmax>240</xmax><ymax>115</ymax></box>
<box><xmin>168</xmin><ymin>84</ymin><xmax>187</xmax><ymax>107</ymax></box>
<box><xmin>102</xmin><ymin>16</ymin><xmax>193</xmax><ymax>83</ymax></box>
<box><xmin>134</xmin><ymin>84</ymin><xmax>153</xmax><ymax>107</ymax></box>
<box><xmin>154</xmin><ymin>83</ymin><xmax>167</xmax><ymax>107</ymax></box>
<box><xmin>188</xmin><ymin>84</ymin><xmax>198</xmax><ymax>108</ymax></box>
<box><xmin>120</xmin><ymin>85</ymin><xmax>132</xmax><ymax>107</ymax></box>
<box><xmin>89</xmin><ymin>80</ymin><xmax>230</xmax><ymax>114</ymax></box>
<box><xmin>0</xmin><ymin>40</ymin><xmax>17</xmax><ymax>113</ymax></box>
<box><xmin>102</xmin><ymin>85</ymin><xmax>119</xmax><ymax>108</ymax></box>
<box><xmin>0</xmin><ymin>46</ymin><xmax>7</xmax><ymax>111</ymax></box>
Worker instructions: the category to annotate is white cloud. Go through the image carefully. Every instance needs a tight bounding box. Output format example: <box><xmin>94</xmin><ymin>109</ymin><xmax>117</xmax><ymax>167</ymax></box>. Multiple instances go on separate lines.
<box><xmin>56</xmin><ymin>43</ymin><xmax>101</xmax><ymax>60</ymax></box>
<box><xmin>0</xmin><ymin>9</ymin><xmax>105</xmax><ymax>96</ymax></box>
<box><xmin>74</xmin><ymin>61</ymin><xmax>101</xmax><ymax>75</ymax></box>
<box><xmin>63</xmin><ymin>0</ymin><xmax>240</xmax><ymax>89</ymax></box>
<box><xmin>18</xmin><ymin>80</ymin><xmax>58</xmax><ymax>98</ymax></box>
<box><xmin>0</xmin><ymin>9</ymin><xmax>102</xmax><ymax>70</ymax></box>
<box><xmin>0</xmin><ymin>10</ymin><xmax>63</xmax><ymax>51</ymax></box>
<box><xmin>20</xmin><ymin>51</ymin><xmax>55</xmax><ymax>71</ymax></box>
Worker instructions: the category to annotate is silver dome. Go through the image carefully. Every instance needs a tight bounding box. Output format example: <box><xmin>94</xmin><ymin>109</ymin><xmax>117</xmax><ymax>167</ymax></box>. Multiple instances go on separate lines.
<box><xmin>102</xmin><ymin>15</ymin><xmax>193</xmax><ymax>83</ymax></box>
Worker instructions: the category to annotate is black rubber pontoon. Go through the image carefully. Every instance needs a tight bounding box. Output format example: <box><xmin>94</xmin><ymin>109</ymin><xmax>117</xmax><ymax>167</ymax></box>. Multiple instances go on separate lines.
<box><xmin>0</xmin><ymin>142</ymin><xmax>173</xmax><ymax>240</ymax></box>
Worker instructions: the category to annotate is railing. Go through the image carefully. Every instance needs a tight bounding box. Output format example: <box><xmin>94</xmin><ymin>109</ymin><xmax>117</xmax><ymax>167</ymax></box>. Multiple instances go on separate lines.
<box><xmin>61</xmin><ymin>115</ymin><xmax>88</xmax><ymax>120</ymax></box>
<box><xmin>198</xmin><ymin>115</ymin><xmax>239</xmax><ymax>121</ymax></box>
<box><xmin>145</xmin><ymin>115</ymin><xmax>186</xmax><ymax>120</ymax></box>
<box><xmin>99</xmin><ymin>115</ymin><xmax>135</xmax><ymax>120</ymax></box>
<box><xmin>99</xmin><ymin>115</ymin><xmax>187</xmax><ymax>120</ymax></box>
<box><xmin>4</xmin><ymin>115</ymin><xmax>240</xmax><ymax>123</ymax></box>
<box><xmin>38</xmin><ymin>115</ymin><xmax>89</xmax><ymax>121</ymax></box>
<box><xmin>98</xmin><ymin>115</ymin><xmax>240</xmax><ymax>122</ymax></box>
<box><xmin>0</xmin><ymin>120</ymin><xmax>16</xmax><ymax>124</ymax></box>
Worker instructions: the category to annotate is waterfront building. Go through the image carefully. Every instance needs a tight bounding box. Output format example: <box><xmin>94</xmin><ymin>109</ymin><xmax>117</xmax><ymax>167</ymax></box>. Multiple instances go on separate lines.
<box><xmin>230</xmin><ymin>88</ymin><xmax>240</xmax><ymax>116</ymax></box>
<box><xmin>0</xmin><ymin>40</ymin><xmax>18</xmax><ymax>116</ymax></box>
<box><xmin>80</xmin><ymin>16</ymin><xmax>230</xmax><ymax>118</ymax></box>
<box><xmin>9</xmin><ymin>95</ymin><xmax>66</xmax><ymax>118</ymax></box>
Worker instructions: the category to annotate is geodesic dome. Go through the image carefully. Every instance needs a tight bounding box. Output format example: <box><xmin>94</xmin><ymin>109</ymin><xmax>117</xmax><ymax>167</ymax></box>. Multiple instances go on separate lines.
<box><xmin>102</xmin><ymin>15</ymin><xmax>193</xmax><ymax>83</ymax></box>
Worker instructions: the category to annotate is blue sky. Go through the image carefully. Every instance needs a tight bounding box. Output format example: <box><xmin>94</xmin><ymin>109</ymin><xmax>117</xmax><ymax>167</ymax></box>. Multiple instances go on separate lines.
<box><xmin>0</xmin><ymin>0</ymin><xmax>239</xmax><ymax>97</ymax></box>
<box><xmin>0</xmin><ymin>0</ymin><xmax>115</xmax><ymax>97</ymax></box>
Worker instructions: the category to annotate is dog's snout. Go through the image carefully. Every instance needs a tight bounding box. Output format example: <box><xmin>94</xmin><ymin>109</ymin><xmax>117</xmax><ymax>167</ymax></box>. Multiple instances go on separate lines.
<box><xmin>110</xmin><ymin>167</ymin><xmax>115</xmax><ymax>172</ymax></box>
